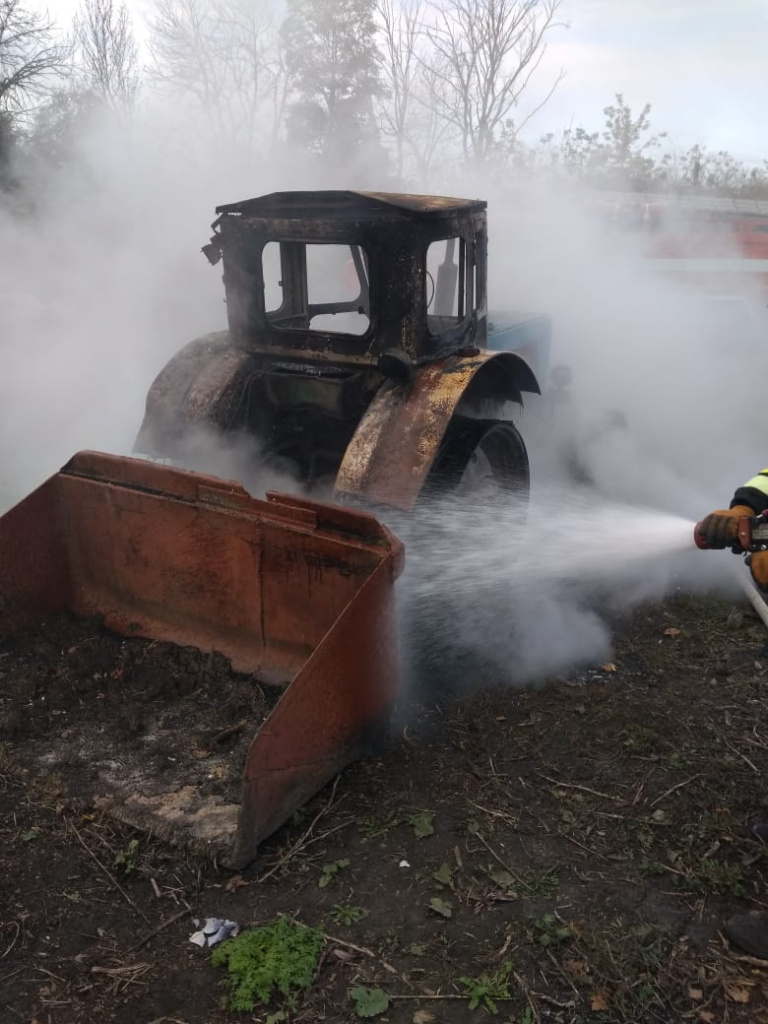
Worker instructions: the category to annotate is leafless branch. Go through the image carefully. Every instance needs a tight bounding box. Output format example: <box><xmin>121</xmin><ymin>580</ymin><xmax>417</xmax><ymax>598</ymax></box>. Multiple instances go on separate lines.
<box><xmin>73</xmin><ymin>0</ymin><xmax>140</xmax><ymax>111</ymax></box>
<box><xmin>0</xmin><ymin>0</ymin><xmax>71</xmax><ymax>114</ymax></box>
<box><xmin>147</xmin><ymin>0</ymin><xmax>281</xmax><ymax>156</ymax></box>
<box><xmin>423</xmin><ymin>0</ymin><xmax>566</xmax><ymax>165</ymax></box>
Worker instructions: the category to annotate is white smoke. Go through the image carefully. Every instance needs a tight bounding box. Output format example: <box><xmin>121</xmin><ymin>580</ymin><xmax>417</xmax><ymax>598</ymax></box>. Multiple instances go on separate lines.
<box><xmin>1</xmin><ymin>94</ymin><xmax>763</xmax><ymax>686</ymax></box>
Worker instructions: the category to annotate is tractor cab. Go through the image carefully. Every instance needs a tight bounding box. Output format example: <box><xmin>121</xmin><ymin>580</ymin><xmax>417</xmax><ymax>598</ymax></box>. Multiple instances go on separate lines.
<box><xmin>136</xmin><ymin>190</ymin><xmax>544</xmax><ymax>511</ymax></box>
<box><xmin>203</xmin><ymin>190</ymin><xmax>489</xmax><ymax>373</ymax></box>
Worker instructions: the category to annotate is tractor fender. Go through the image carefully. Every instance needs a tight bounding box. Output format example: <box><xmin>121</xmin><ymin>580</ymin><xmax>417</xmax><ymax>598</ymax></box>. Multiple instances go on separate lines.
<box><xmin>334</xmin><ymin>350</ymin><xmax>539</xmax><ymax>512</ymax></box>
<box><xmin>134</xmin><ymin>332</ymin><xmax>252</xmax><ymax>455</ymax></box>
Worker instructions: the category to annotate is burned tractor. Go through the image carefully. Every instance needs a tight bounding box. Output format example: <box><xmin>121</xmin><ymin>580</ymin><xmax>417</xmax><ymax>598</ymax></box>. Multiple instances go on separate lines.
<box><xmin>135</xmin><ymin>191</ymin><xmax>542</xmax><ymax>510</ymax></box>
<box><xmin>0</xmin><ymin>193</ymin><xmax>547</xmax><ymax>867</ymax></box>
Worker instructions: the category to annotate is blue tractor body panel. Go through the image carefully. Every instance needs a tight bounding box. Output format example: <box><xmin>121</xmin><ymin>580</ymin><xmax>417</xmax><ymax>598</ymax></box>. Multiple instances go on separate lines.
<box><xmin>487</xmin><ymin>311</ymin><xmax>552</xmax><ymax>386</ymax></box>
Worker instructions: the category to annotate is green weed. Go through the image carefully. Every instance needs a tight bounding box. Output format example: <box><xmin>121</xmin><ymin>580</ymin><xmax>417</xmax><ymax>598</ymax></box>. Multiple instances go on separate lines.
<box><xmin>529</xmin><ymin>913</ymin><xmax>576</xmax><ymax>948</ymax></box>
<box><xmin>112</xmin><ymin>838</ymin><xmax>140</xmax><ymax>875</ymax></box>
<box><xmin>459</xmin><ymin>961</ymin><xmax>514</xmax><ymax>1013</ymax></box>
<box><xmin>432</xmin><ymin>862</ymin><xmax>453</xmax><ymax>887</ymax></box>
<box><xmin>318</xmin><ymin>858</ymin><xmax>350</xmax><ymax>888</ymax></box>
<box><xmin>358</xmin><ymin>816</ymin><xmax>399</xmax><ymax>839</ymax></box>
<box><xmin>683</xmin><ymin>857</ymin><xmax>745</xmax><ymax>897</ymax></box>
<box><xmin>624</xmin><ymin>725</ymin><xmax>662</xmax><ymax>753</ymax></box>
<box><xmin>487</xmin><ymin>865</ymin><xmax>559</xmax><ymax>898</ymax></box>
<box><xmin>211</xmin><ymin>916</ymin><xmax>324</xmax><ymax>1012</ymax></box>
<box><xmin>330</xmin><ymin>903</ymin><xmax>367</xmax><ymax>926</ymax></box>
<box><xmin>349</xmin><ymin>986</ymin><xmax>390</xmax><ymax>1018</ymax></box>
<box><xmin>409</xmin><ymin>810</ymin><xmax>435</xmax><ymax>838</ymax></box>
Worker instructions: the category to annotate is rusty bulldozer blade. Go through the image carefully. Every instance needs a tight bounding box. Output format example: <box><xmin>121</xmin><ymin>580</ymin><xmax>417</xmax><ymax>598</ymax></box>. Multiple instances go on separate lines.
<box><xmin>0</xmin><ymin>452</ymin><xmax>403</xmax><ymax>868</ymax></box>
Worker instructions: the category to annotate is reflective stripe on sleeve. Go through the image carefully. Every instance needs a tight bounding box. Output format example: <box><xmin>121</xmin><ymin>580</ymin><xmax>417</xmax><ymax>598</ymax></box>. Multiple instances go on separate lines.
<box><xmin>742</xmin><ymin>472</ymin><xmax>768</xmax><ymax>497</ymax></box>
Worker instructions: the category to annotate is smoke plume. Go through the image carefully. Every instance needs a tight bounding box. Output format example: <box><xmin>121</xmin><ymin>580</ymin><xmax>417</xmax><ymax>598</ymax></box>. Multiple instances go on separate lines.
<box><xmin>1</xmin><ymin>92</ymin><xmax>765</xmax><ymax>685</ymax></box>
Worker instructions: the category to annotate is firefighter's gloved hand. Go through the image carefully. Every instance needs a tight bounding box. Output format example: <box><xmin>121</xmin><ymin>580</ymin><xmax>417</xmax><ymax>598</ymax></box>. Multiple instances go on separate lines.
<box><xmin>747</xmin><ymin>551</ymin><xmax>768</xmax><ymax>592</ymax></box>
<box><xmin>697</xmin><ymin>505</ymin><xmax>754</xmax><ymax>549</ymax></box>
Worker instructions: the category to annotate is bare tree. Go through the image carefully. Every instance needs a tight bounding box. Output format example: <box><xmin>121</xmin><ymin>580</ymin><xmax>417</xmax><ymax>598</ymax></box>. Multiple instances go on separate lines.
<box><xmin>425</xmin><ymin>0</ymin><xmax>566</xmax><ymax>166</ymax></box>
<box><xmin>148</xmin><ymin>0</ymin><xmax>281</xmax><ymax>158</ymax></box>
<box><xmin>376</xmin><ymin>0</ymin><xmax>460</xmax><ymax>183</ymax></box>
<box><xmin>0</xmin><ymin>0</ymin><xmax>70</xmax><ymax>116</ymax></box>
<box><xmin>73</xmin><ymin>0</ymin><xmax>140</xmax><ymax>112</ymax></box>
<box><xmin>376</xmin><ymin>0</ymin><xmax>420</xmax><ymax>180</ymax></box>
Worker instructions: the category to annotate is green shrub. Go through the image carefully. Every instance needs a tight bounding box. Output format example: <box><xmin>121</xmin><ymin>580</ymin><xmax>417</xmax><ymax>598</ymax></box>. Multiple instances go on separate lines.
<box><xmin>211</xmin><ymin>916</ymin><xmax>324</xmax><ymax>1012</ymax></box>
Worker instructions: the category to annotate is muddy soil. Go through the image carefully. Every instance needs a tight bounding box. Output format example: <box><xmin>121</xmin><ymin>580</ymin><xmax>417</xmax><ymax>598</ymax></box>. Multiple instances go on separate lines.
<box><xmin>3</xmin><ymin>594</ymin><xmax>768</xmax><ymax>1023</ymax></box>
<box><xmin>0</xmin><ymin>614</ymin><xmax>277</xmax><ymax>856</ymax></box>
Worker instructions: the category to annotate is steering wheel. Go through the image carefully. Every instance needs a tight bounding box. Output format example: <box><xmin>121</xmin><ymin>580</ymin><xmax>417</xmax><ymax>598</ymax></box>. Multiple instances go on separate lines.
<box><xmin>425</xmin><ymin>270</ymin><xmax>435</xmax><ymax>309</ymax></box>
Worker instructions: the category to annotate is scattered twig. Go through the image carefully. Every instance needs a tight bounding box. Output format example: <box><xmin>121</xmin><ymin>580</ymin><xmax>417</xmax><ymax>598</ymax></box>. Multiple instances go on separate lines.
<box><xmin>388</xmin><ymin>993</ymin><xmax>466</xmax><ymax>1001</ymax></box>
<box><xmin>91</xmin><ymin>962</ymin><xmax>150</xmax><ymax>994</ymax></box>
<box><xmin>720</xmin><ymin>735</ymin><xmax>759</xmax><ymax>774</ymax></box>
<box><xmin>34</xmin><ymin>964</ymin><xmax>67</xmax><ymax>983</ymax></box>
<box><xmin>258</xmin><ymin>777</ymin><xmax>344</xmax><ymax>883</ymax></box>
<box><xmin>322</xmin><ymin>930</ymin><xmax>405</xmax><ymax>982</ymax></box>
<box><xmin>535</xmin><ymin>772</ymin><xmax>622</xmax><ymax>803</ymax></box>
<box><xmin>471</xmin><ymin>830</ymin><xmax>530</xmax><ymax>890</ymax></box>
<box><xmin>719</xmin><ymin>928</ymin><xmax>768</xmax><ymax>967</ymax></box>
<box><xmin>2</xmin><ymin>922</ymin><xmax>20</xmax><ymax>959</ymax></box>
<box><xmin>546</xmin><ymin>949</ymin><xmax>580</xmax><ymax>998</ymax></box>
<box><xmin>291</xmin><ymin>915</ymin><xmax>406</xmax><ymax>984</ymax></box>
<box><xmin>513</xmin><ymin>968</ymin><xmax>541</xmax><ymax>1023</ymax></box>
<box><xmin>650</xmin><ymin>774</ymin><xmax>703</xmax><ymax>807</ymax></box>
<box><xmin>468</xmin><ymin>799</ymin><xmax>519</xmax><ymax>824</ymax></box>
<box><xmin>295</xmin><ymin>818</ymin><xmax>355</xmax><ymax>851</ymax></box>
<box><xmin>558</xmin><ymin>829</ymin><xmax>608</xmax><ymax>861</ymax></box>
<box><xmin>128</xmin><ymin>907</ymin><xmax>190</xmax><ymax>953</ymax></box>
<box><xmin>70</xmin><ymin>822</ymin><xmax>150</xmax><ymax>925</ymax></box>
<box><xmin>208</xmin><ymin>720</ymin><xmax>247</xmax><ymax>747</ymax></box>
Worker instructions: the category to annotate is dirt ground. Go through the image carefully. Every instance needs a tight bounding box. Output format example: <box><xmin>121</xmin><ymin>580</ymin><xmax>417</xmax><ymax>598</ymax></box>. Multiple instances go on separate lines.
<box><xmin>4</xmin><ymin>592</ymin><xmax>768</xmax><ymax>1023</ymax></box>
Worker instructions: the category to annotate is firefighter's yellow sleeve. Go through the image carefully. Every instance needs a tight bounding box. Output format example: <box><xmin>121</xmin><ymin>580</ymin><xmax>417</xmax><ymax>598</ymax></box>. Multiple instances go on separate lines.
<box><xmin>732</xmin><ymin>471</ymin><xmax>768</xmax><ymax>514</ymax></box>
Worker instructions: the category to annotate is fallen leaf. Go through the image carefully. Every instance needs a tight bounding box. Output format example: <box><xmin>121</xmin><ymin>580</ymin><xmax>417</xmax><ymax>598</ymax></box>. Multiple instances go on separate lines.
<box><xmin>519</xmin><ymin>712</ymin><xmax>542</xmax><ymax>727</ymax></box>
<box><xmin>698</xmin><ymin>1013</ymin><xmax>715</xmax><ymax>1023</ymax></box>
<box><xmin>350</xmin><ymin>986</ymin><xmax>390</xmax><ymax>1018</ymax></box>
<box><xmin>488</xmin><ymin>867</ymin><xmax>516</xmax><ymax>890</ymax></box>
<box><xmin>428</xmin><ymin>896</ymin><xmax>453</xmax><ymax>919</ymax></box>
<box><xmin>725</xmin><ymin>983</ymin><xmax>751</xmax><ymax>1004</ymax></box>
<box><xmin>688</xmin><ymin>987</ymin><xmax>703</xmax><ymax>1000</ymax></box>
<box><xmin>663</xmin><ymin>627</ymin><xmax>681</xmax><ymax>637</ymax></box>
<box><xmin>432</xmin><ymin>862</ymin><xmax>453</xmax><ymax>887</ymax></box>
<box><xmin>333</xmin><ymin>948</ymin><xmax>356</xmax><ymax>961</ymax></box>
<box><xmin>224</xmin><ymin>874</ymin><xmax>248</xmax><ymax>892</ymax></box>
<box><xmin>590</xmin><ymin>990</ymin><xmax>610</xmax><ymax>1012</ymax></box>
<box><xmin>600</xmin><ymin>662</ymin><xmax>617</xmax><ymax>672</ymax></box>
<box><xmin>412</xmin><ymin>1012</ymin><xmax>435</xmax><ymax>1024</ymax></box>
<box><xmin>409</xmin><ymin>810</ymin><xmax>435</xmax><ymax>839</ymax></box>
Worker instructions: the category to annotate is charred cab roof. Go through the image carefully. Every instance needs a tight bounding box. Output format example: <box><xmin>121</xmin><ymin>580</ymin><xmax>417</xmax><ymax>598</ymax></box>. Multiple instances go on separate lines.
<box><xmin>215</xmin><ymin>190</ymin><xmax>487</xmax><ymax>221</ymax></box>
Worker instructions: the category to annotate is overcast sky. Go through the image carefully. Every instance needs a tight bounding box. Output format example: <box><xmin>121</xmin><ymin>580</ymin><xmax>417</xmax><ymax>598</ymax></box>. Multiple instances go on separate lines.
<box><xmin>529</xmin><ymin>0</ymin><xmax>768</xmax><ymax>162</ymax></box>
<box><xmin>35</xmin><ymin>0</ymin><xmax>768</xmax><ymax>163</ymax></box>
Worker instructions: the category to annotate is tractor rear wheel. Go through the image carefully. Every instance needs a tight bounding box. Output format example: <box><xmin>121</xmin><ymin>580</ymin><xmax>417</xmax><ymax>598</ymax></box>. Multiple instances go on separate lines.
<box><xmin>423</xmin><ymin>415</ymin><xmax>530</xmax><ymax>505</ymax></box>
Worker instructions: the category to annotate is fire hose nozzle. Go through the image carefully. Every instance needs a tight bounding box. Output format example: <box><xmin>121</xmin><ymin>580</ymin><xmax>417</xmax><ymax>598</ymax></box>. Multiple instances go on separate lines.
<box><xmin>694</xmin><ymin>509</ymin><xmax>768</xmax><ymax>554</ymax></box>
<box><xmin>693</xmin><ymin>523</ymin><xmax>710</xmax><ymax>549</ymax></box>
